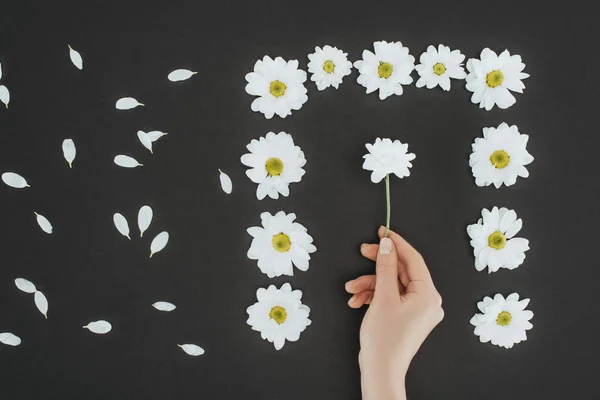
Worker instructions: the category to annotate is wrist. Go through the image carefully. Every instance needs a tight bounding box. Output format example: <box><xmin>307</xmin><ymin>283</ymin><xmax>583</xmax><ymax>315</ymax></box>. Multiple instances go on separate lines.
<box><xmin>360</xmin><ymin>364</ymin><xmax>406</xmax><ymax>400</ymax></box>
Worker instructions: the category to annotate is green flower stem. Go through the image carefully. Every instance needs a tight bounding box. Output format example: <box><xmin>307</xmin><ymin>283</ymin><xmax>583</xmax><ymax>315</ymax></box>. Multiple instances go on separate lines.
<box><xmin>385</xmin><ymin>173</ymin><xmax>390</xmax><ymax>238</ymax></box>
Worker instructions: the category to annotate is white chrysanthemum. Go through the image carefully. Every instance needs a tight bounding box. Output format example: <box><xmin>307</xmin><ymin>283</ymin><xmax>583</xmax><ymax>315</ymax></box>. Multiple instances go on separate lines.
<box><xmin>245</xmin><ymin>56</ymin><xmax>308</xmax><ymax>119</ymax></box>
<box><xmin>465</xmin><ymin>48</ymin><xmax>529</xmax><ymax>110</ymax></box>
<box><xmin>354</xmin><ymin>41</ymin><xmax>415</xmax><ymax>100</ymax></box>
<box><xmin>247</xmin><ymin>283</ymin><xmax>311</xmax><ymax>350</ymax></box>
<box><xmin>247</xmin><ymin>211</ymin><xmax>316</xmax><ymax>278</ymax></box>
<box><xmin>241</xmin><ymin>131</ymin><xmax>306</xmax><ymax>200</ymax></box>
<box><xmin>467</xmin><ymin>206</ymin><xmax>529</xmax><ymax>273</ymax></box>
<box><xmin>362</xmin><ymin>138</ymin><xmax>415</xmax><ymax>183</ymax></box>
<box><xmin>415</xmin><ymin>44</ymin><xmax>466</xmax><ymax>91</ymax></box>
<box><xmin>470</xmin><ymin>123</ymin><xmax>534</xmax><ymax>188</ymax></box>
<box><xmin>470</xmin><ymin>293</ymin><xmax>533</xmax><ymax>349</ymax></box>
<box><xmin>307</xmin><ymin>45</ymin><xmax>352</xmax><ymax>91</ymax></box>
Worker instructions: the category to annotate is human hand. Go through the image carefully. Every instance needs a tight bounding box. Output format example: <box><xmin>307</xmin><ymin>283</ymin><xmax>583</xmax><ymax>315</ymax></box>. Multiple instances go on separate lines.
<box><xmin>345</xmin><ymin>226</ymin><xmax>444</xmax><ymax>400</ymax></box>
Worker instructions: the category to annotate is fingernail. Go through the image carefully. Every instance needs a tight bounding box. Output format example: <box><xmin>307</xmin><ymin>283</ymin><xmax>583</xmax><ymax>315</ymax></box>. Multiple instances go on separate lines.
<box><xmin>348</xmin><ymin>296</ymin><xmax>356</xmax><ymax>305</ymax></box>
<box><xmin>379</xmin><ymin>237</ymin><xmax>392</xmax><ymax>254</ymax></box>
<box><xmin>345</xmin><ymin>280</ymin><xmax>355</xmax><ymax>290</ymax></box>
<box><xmin>360</xmin><ymin>243</ymin><xmax>368</xmax><ymax>249</ymax></box>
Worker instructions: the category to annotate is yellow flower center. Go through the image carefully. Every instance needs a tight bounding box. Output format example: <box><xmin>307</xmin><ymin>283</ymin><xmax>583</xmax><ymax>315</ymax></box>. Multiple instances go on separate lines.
<box><xmin>486</xmin><ymin>70</ymin><xmax>504</xmax><ymax>88</ymax></box>
<box><xmin>265</xmin><ymin>157</ymin><xmax>284</xmax><ymax>176</ymax></box>
<box><xmin>433</xmin><ymin>62</ymin><xmax>446</xmax><ymax>76</ymax></box>
<box><xmin>269</xmin><ymin>80</ymin><xmax>287</xmax><ymax>98</ymax></box>
<box><xmin>488</xmin><ymin>231</ymin><xmax>507</xmax><ymax>250</ymax></box>
<box><xmin>323</xmin><ymin>60</ymin><xmax>335</xmax><ymax>74</ymax></box>
<box><xmin>378</xmin><ymin>62</ymin><xmax>393</xmax><ymax>79</ymax></box>
<box><xmin>269</xmin><ymin>306</ymin><xmax>287</xmax><ymax>324</ymax></box>
<box><xmin>490</xmin><ymin>150</ymin><xmax>510</xmax><ymax>169</ymax></box>
<box><xmin>272</xmin><ymin>233</ymin><xmax>291</xmax><ymax>253</ymax></box>
<box><xmin>496</xmin><ymin>311</ymin><xmax>512</xmax><ymax>327</ymax></box>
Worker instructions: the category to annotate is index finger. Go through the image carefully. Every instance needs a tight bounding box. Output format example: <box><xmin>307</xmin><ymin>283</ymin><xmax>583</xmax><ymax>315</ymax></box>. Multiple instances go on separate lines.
<box><xmin>378</xmin><ymin>226</ymin><xmax>433</xmax><ymax>287</ymax></box>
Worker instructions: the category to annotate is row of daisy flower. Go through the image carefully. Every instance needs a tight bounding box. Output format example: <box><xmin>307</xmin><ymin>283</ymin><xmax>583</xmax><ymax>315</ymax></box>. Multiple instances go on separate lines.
<box><xmin>245</xmin><ymin>42</ymin><xmax>529</xmax><ymax>119</ymax></box>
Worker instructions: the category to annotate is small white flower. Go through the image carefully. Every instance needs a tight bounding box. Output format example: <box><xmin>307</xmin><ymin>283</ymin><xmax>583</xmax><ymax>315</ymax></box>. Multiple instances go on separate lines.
<box><xmin>470</xmin><ymin>293</ymin><xmax>533</xmax><ymax>349</ymax></box>
<box><xmin>467</xmin><ymin>206</ymin><xmax>529</xmax><ymax>273</ymax></box>
<box><xmin>470</xmin><ymin>123</ymin><xmax>533</xmax><ymax>188</ymax></box>
<box><xmin>245</xmin><ymin>56</ymin><xmax>308</xmax><ymax>119</ymax></box>
<box><xmin>465</xmin><ymin>48</ymin><xmax>529</xmax><ymax>110</ymax></box>
<box><xmin>415</xmin><ymin>44</ymin><xmax>466</xmax><ymax>91</ymax></box>
<box><xmin>354</xmin><ymin>41</ymin><xmax>415</xmax><ymax>100</ymax></box>
<box><xmin>362</xmin><ymin>138</ymin><xmax>415</xmax><ymax>183</ymax></box>
<box><xmin>307</xmin><ymin>45</ymin><xmax>352</xmax><ymax>91</ymax></box>
<box><xmin>241</xmin><ymin>131</ymin><xmax>306</xmax><ymax>200</ymax></box>
<box><xmin>246</xmin><ymin>283</ymin><xmax>311</xmax><ymax>350</ymax></box>
<box><xmin>247</xmin><ymin>211</ymin><xmax>316</xmax><ymax>278</ymax></box>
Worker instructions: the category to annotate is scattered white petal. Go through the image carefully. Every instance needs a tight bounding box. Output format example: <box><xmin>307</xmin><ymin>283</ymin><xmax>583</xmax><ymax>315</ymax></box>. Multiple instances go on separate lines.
<box><xmin>0</xmin><ymin>60</ymin><xmax>2</xmax><ymax>80</ymax></box>
<box><xmin>178</xmin><ymin>344</ymin><xmax>204</xmax><ymax>356</ymax></box>
<box><xmin>168</xmin><ymin>69</ymin><xmax>197</xmax><ymax>82</ymax></box>
<box><xmin>415</xmin><ymin>44</ymin><xmax>467</xmax><ymax>91</ymax></box>
<box><xmin>137</xmin><ymin>131</ymin><xmax>153</xmax><ymax>153</ymax></box>
<box><xmin>34</xmin><ymin>291</ymin><xmax>48</xmax><ymax>319</ymax></box>
<box><xmin>83</xmin><ymin>320</ymin><xmax>112</xmax><ymax>334</ymax></box>
<box><xmin>114</xmin><ymin>155</ymin><xmax>142</xmax><ymax>168</ymax></box>
<box><xmin>68</xmin><ymin>45</ymin><xmax>83</xmax><ymax>70</ymax></box>
<box><xmin>363</xmin><ymin>138</ymin><xmax>416</xmax><ymax>183</ymax></box>
<box><xmin>152</xmin><ymin>301</ymin><xmax>176</xmax><ymax>312</ymax></box>
<box><xmin>62</xmin><ymin>139</ymin><xmax>76</xmax><ymax>168</ymax></box>
<box><xmin>2</xmin><ymin>172</ymin><xmax>30</xmax><ymax>188</ymax></box>
<box><xmin>307</xmin><ymin>45</ymin><xmax>353</xmax><ymax>90</ymax></box>
<box><xmin>218</xmin><ymin>169</ymin><xmax>232</xmax><ymax>194</ymax></box>
<box><xmin>14</xmin><ymin>278</ymin><xmax>37</xmax><ymax>294</ymax></box>
<box><xmin>149</xmin><ymin>231</ymin><xmax>169</xmax><ymax>258</ymax></box>
<box><xmin>115</xmin><ymin>97</ymin><xmax>144</xmax><ymax>110</ymax></box>
<box><xmin>146</xmin><ymin>131</ymin><xmax>168</xmax><ymax>142</ymax></box>
<box><xmin>0</xmin><ymin>332</ymin><xmax>21</xmax><ymax>346</ymax></box>
<box><xmin>0</xmin><ymin>85</ymin><xmax>10</xmax><ymax>108</ymax></box>
<box><xmin>247</xmin><ymin>283</ymin><xmax>311</xmax><ymax>350</ymax></box>
<box><xmin>113</xmin><ymin>213</ymin><xmax>131</xmax><ymax>239</ymax></box>
<box><xmin>138</xmin><ymin>205</ymin><xmax>153</xmax><ymax>237</ymax></box>
<box><xmin>34</xmin><ymin>212</ymin><xmax>53</xmax><ymax>234</ymax></box>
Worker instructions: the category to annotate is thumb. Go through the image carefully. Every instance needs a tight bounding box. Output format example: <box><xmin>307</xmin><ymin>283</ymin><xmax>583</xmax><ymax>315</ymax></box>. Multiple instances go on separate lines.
<box><xmin>374</xmin><ymin>237</ymin><xmax>400</xmax><ymax>301</ymax></box>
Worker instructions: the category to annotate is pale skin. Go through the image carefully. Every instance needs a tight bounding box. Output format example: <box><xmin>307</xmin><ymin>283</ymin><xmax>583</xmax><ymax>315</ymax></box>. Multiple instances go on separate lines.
<box><xmin>345</xmin><ymin>226</ymin><xmax>444</xmax><ymax>400</ymax></box>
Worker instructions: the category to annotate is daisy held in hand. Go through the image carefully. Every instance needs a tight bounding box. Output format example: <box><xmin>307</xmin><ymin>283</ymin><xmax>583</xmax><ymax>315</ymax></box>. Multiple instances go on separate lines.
<box><xmin>363</xmin><ymin>138</ymin><xmax>415</xmax><ymax>237</ymax></box>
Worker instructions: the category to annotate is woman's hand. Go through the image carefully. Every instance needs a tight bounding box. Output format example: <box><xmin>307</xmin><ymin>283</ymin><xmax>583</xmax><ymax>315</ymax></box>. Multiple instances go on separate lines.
<box><xmin>345</xmin><ymin>226</ymin><xmax>444</xmax><ymax>400</ymax></box>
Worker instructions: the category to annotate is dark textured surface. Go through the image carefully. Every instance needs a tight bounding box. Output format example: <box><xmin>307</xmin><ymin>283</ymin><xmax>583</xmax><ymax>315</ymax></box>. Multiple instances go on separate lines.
<box><xmin>0</xmin><ymin>1</ymin><xmax>598</xmax><ymax>399</ymax></box>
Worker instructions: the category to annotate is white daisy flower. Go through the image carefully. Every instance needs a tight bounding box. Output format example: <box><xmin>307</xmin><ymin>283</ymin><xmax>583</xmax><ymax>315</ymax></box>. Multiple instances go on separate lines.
<box><xmin>246</xmin><ymin>283</ymin><xmax>311</xmax><ymax>350</ymax></box>
<box><xmin>362</xmin><ymin>138</ymin><xmax>415</xmax><ymax>183</ymax></box>
<box><xmin>247</xmin><ymin>211</ymin><xmax>316</xmax><ymax>278</ymax></box>
<box><xmin>465</xmin><ymin>48</ymin><xmax>529</xmax><ymax>110</ymax></box>
<box><xmin>241</xmin><ymin>131</ymin><xmax>306</xmax><ymax>200</ymax></box>
<box><xmin>467</xmin><ymin>206</ymin><xmax>530</xmax><ymax>273</ymax></box>
<box><xmin>470</xmin><ymin>122</ymin><xmax>534</xmax><ymax>188</ymax></box>
<box><xmin>245</xmin><ymin>56</ymin><xmax>308</xmax><ymax>119</ymax></box>
<box><xmin>470</xmin><ymin>293</ymin><xmax>533</xmax><ymax>349</ymax></box>
<box><xmin>415</xmin><ymin>44</ymin><xmax>466</xmax><ymax>91</ymax></box>
<box><xmin>307</xmin><ymin>45</ymin><xmax>352</xmax><ymax>91</ymax></box>
<box><xmin>354</xmin><ymin>41</ymin><xmax>415</xmax><ymax>100</ymax></box>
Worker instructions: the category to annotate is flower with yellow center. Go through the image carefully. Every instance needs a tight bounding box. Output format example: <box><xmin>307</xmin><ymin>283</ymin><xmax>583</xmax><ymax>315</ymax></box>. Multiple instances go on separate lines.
<box><xmin>307</xmin><ymin>45</ymin><xmax>353</xmax><ymax>91</ymax></box>
<box><xmin>470</xmin><ymin>123</ymin><xmax>534</xmax><ymax>188</ymax></box>
<box><xmin>467</xmin><ymin>206</ymin><xmax>530</xmax><ymax>273</ymax></box>
<box><xmin>247</xmin><ymin>283</ymin><xmax>312</xmax><ymax>350</ymax></box>
<box><xmin>470</xmin><ymin>293</ymin><xmax>533</xmax><ymax>349</ymax></box>
<box><xmin>415</xmin><ymin>44</ymin><xmax>467</xmax><ymax>91</ymax></box>
<box><xmin>466</xmin><ymin>48</ymin><xmax>529</xmax><ymax>110</ymax></box>
<box><xmin>247</xmin><ymin>211</ymin><xmax>317</xmax><ymax>278</ymax></box>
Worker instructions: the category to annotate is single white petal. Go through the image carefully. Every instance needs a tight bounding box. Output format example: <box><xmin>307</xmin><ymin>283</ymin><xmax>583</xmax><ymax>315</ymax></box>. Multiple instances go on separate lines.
<box><xmin>115</xmin><ymin>97</ymin><xmax>144</xmax><ymax>110</ymax></box>
<box><xmin>219</xmin><ymin>169</ymin><xmax>232</xmax><ymax>194</ymax></box>
<box><xmin>137</xmin><ymin>131</ymin><xmax>153</xmax><ymax>153</ymax></box>
<box><xmin>146</xmin><ymin>131</ymin><xmax>168</xmax><ymax>142</ymax></box>
<box><xmin>34</xmin><ymin>212</ymin><xmax>53</xmax><ymax>234</ymax></box>
<box><xmin>0</xmin><ymin>61</ymin><xmax>2</xmax><ymax>80</ymax></box>
<box><xmin>168</xmin><ymin>69</ymin><xmax>197</xmax><ymax>82</ymax></box>
<box><xmin>34</xmin><ymin>291</ymin><xmax>48</xmax><ymax>319</ymax></box>
<box><xmin>0</xmin><ymin>332</ymin><xmax>21</xmax><ymax>346</ymax></box>
<box><xmin>150</xmin><ymin>231</ymin><xmax>169</xmax><ymax>258</ymax></box>
<box><xmin>62</xmin><ymin>139</ymin><xmax>76</xmax><ymax>168</ymax></box>
<box><xmin>113</xmin><ymin>213</ymin><xmax>131</xmax><ymax>239</ymax></box>
<box><xmin>178</xmin><ymin>343</ymin><xmax>205</xmax><ymax>356</ymax></box>
<box><xmin>14</xmin><ymin>278</ymin><xmax>37</xmax><ymax>294</ymax></box>
<box><xmin>137</xmin><ymin>205</ymin><xmax>153</xmax><ymax>238</ymax></box>
<box><xmin>2</xmin><ymin>172</ymin><xmax>29</xmax><ymax>188</ymax></box>
<box><xmin>152</xmin><ymin>301</ymin><xmax>176</xmax><ymax>312</ymax></box>
<box><xmin>0</xmin><ymin>85</ymin><xmax>9</xmax><ymax>108</ymax></box>
<box><xmin>83</xmin><ymin>320</ymin><xmax>112</xmax><ymax>334</ymax></box>
<box><xmin>114</xmin><ymin>155</ymin><xmax>142</xmax><ymax>168</ymax></box>
<box><xmin>68</xmin><ymin>45</ymin><xmax>83</xmax><ymax>70</ymax></box>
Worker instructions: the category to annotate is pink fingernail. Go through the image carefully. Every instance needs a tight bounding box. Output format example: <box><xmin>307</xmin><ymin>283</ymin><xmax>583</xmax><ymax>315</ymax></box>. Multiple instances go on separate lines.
<box><xmin>379</xmin><ymin>237</ymin><xmax>392</xmax><ymax>254</ymax></box>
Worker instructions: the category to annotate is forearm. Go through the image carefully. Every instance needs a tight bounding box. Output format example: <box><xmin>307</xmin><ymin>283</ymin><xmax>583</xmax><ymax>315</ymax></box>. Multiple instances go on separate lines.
<box><xmin>361</xmin><ymin>366</ymin><xmax>406</xmax><ymax>400</ymax></box>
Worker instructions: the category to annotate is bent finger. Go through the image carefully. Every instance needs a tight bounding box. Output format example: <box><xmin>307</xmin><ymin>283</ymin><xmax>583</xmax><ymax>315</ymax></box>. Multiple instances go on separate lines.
<box><xmin>345</xmin><ymin>275</ymin><xmax>376</xmax><ymax>294</ymax></box>
<box><xmin>348</xmin><ymin>290</ymin><xmax>374</xmax><ymax>308</ymax></box>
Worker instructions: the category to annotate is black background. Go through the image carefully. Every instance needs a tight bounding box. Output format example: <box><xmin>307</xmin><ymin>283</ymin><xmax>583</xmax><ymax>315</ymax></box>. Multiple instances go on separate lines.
<box><xmin>0</xmin><ymin>1</ymin><xmax>598</xmax><ymax>399</ymax></box>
